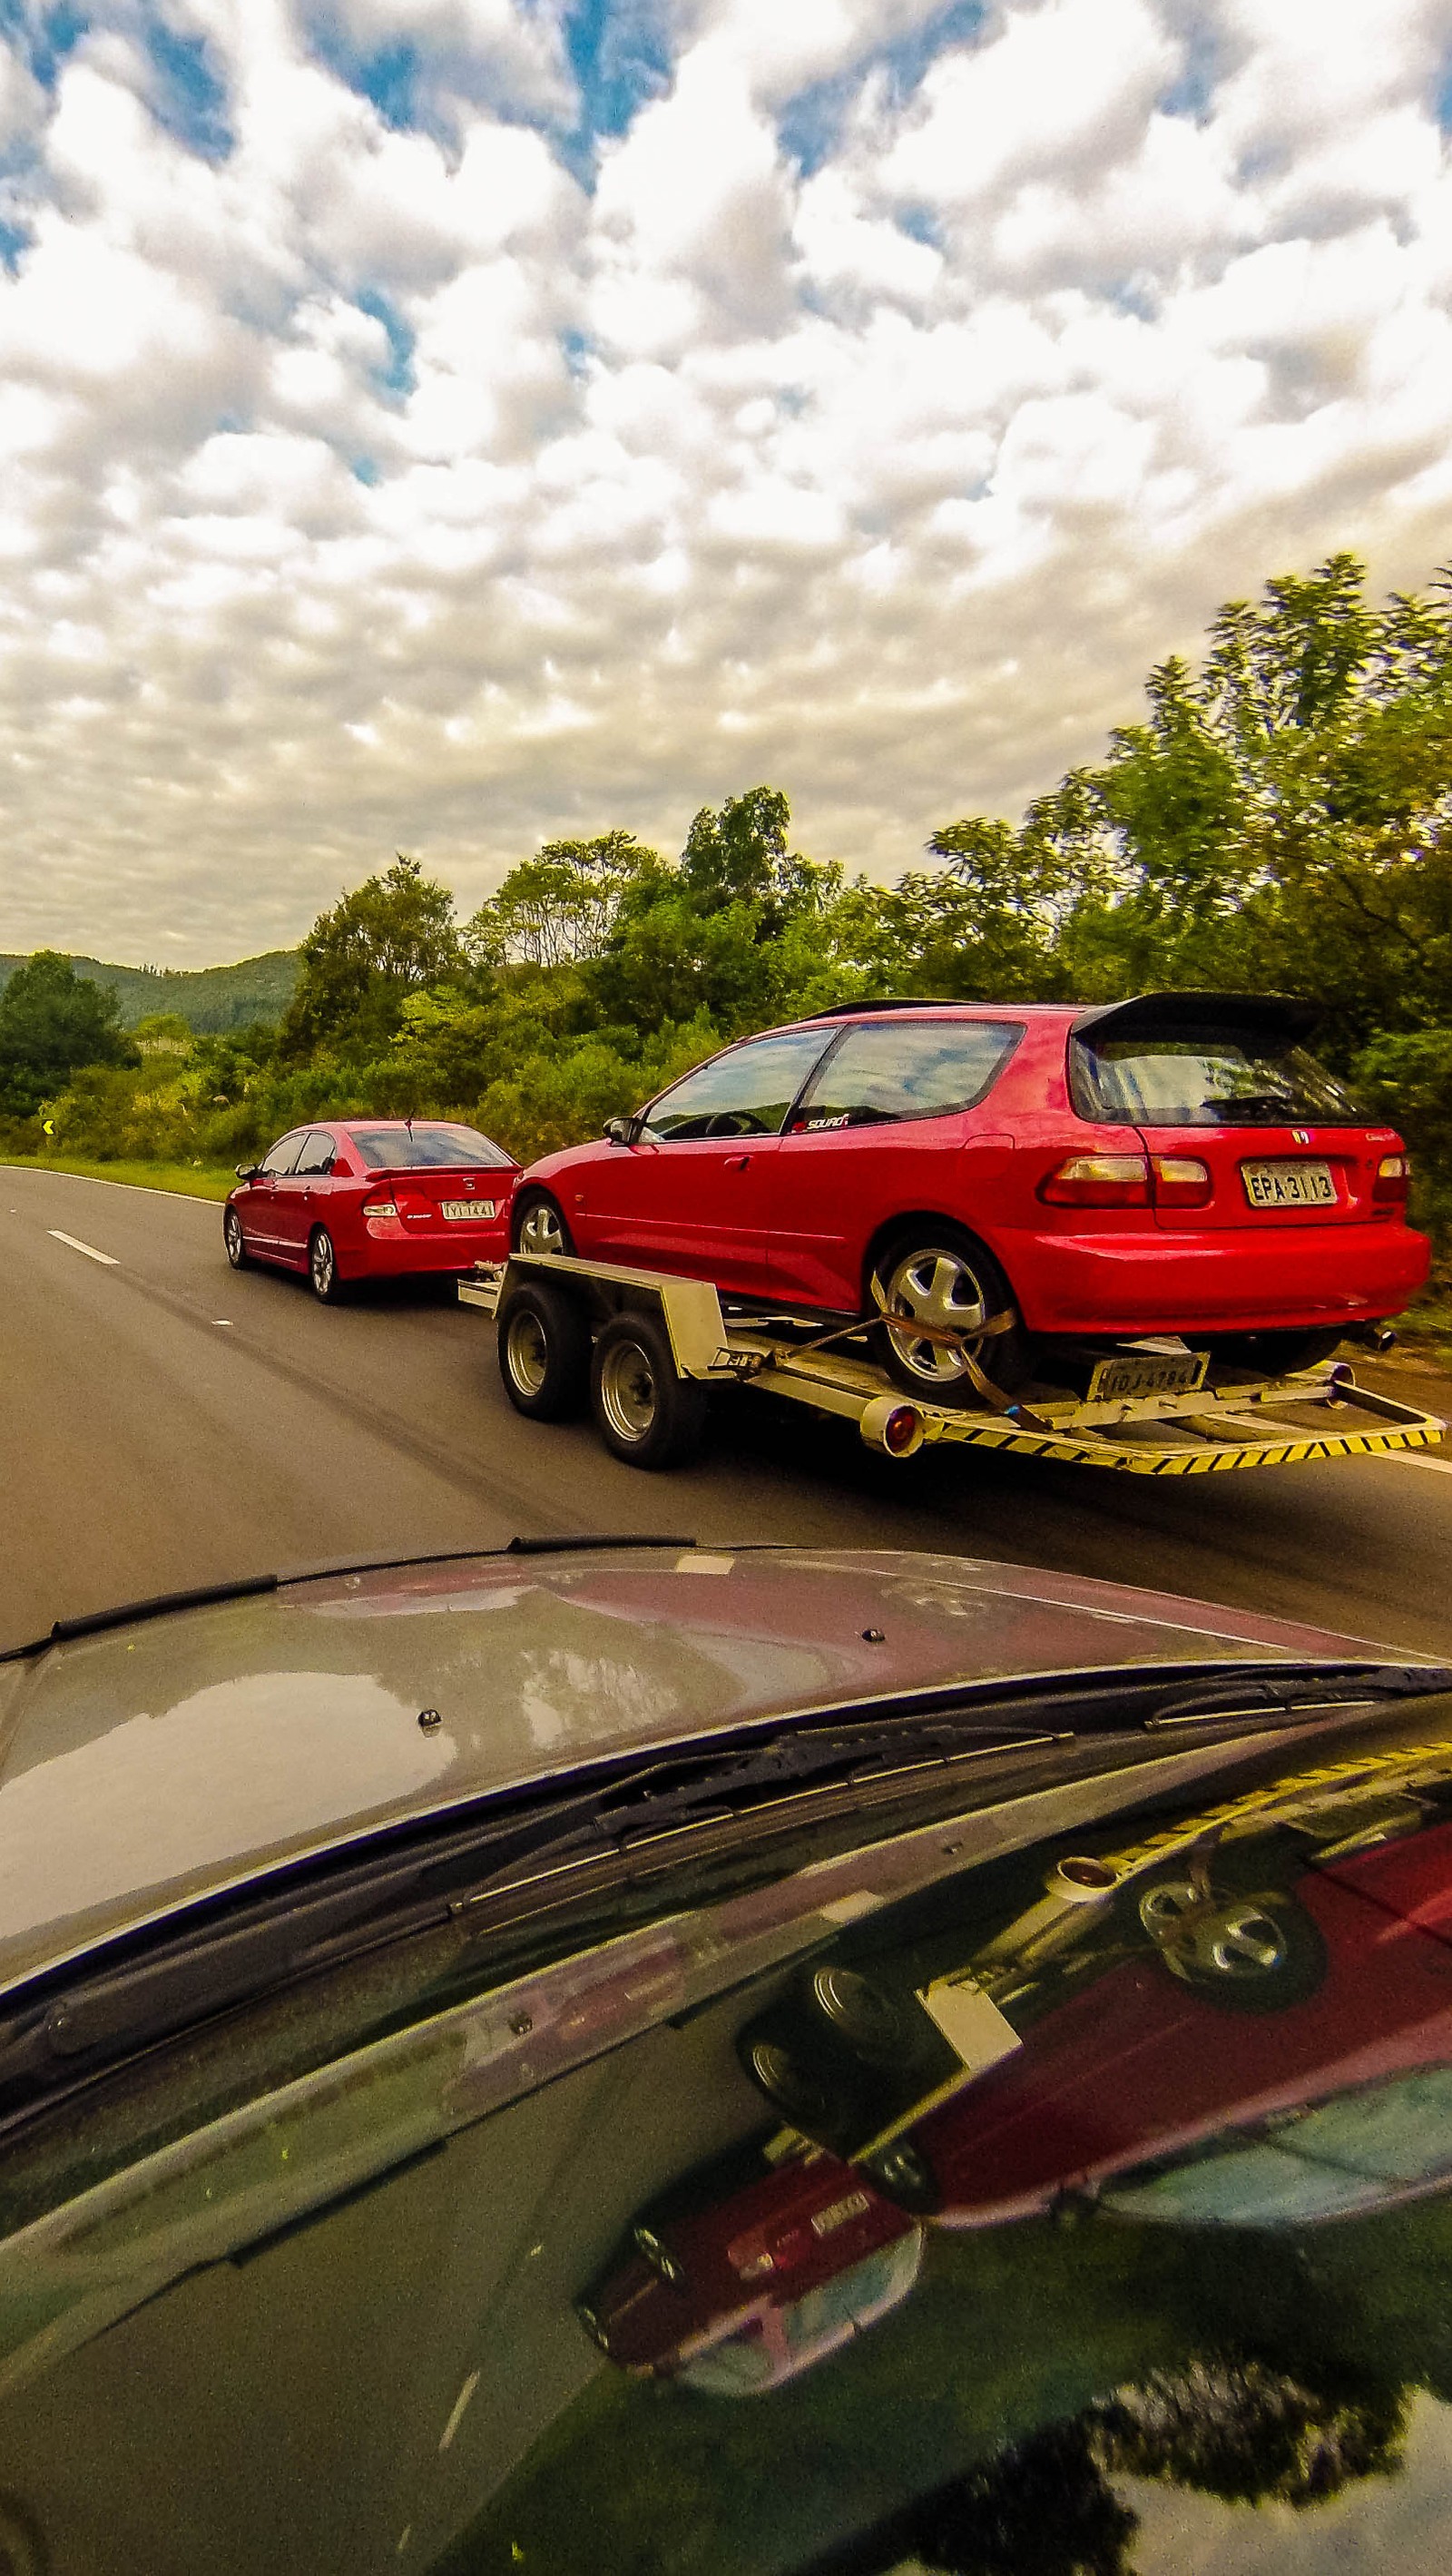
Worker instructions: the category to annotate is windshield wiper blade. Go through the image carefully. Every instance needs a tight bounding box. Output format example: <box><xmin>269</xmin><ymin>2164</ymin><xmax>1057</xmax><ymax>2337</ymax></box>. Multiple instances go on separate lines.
<box><xmin>1143</xmin><ymin>1663</ymin><xmax>1452</xmax><ymax>1729</ymax></box>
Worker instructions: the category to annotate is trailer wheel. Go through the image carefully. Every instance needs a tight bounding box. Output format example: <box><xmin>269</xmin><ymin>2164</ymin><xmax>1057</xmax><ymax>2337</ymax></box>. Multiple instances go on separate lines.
<box><xmin>497</xmin><ymin>1280</ymin><xmax>590</xmax><ymax>1421</ymax></box>
<box><xmin>590</xmin><ymin>1311</ymin><xmax>708</xmax><ymax>1469</ymax></box>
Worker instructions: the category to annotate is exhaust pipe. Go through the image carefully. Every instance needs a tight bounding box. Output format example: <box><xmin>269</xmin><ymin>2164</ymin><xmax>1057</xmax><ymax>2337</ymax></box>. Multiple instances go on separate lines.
<box><xmin>1351</xmin><ymin>1322</ymin><xmax>1398</xmax><ymax>1354</ymax></box>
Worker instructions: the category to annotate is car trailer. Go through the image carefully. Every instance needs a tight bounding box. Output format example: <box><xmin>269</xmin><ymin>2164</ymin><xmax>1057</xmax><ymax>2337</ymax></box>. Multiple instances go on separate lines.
<box><xmin>459</xmin><ymin>1252</ymin><xmax>1447</xmax><ymax>1475</ymax></box>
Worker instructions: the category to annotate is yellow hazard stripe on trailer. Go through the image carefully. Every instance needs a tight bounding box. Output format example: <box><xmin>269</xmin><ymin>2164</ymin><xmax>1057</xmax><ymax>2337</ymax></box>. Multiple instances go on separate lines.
<box><xmin>912</xmin><ymin>1413</ymin><xmax>1444</xmax><ymax>1475</ymax></box>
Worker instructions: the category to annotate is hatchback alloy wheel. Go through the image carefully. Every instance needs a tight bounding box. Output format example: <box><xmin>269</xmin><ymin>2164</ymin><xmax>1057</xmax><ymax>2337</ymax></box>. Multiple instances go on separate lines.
<box><xmin>876</xmin><ymin>1236</ymin><xmax>1030</xmax><ymax>1399</ymax></box>
<box><xmin>515</xmin><ymin>1194</ymin><xmax>572</xmax><ymax>1260</ymax></box>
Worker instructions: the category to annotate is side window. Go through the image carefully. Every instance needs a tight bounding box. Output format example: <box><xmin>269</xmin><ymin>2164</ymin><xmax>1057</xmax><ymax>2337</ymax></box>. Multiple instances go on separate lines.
<box><xmin>259</xmin><ymin>1134</ymin><xmax>304</xmax><ymax>1177</ymax></box>
<box><xmin>294</xmin><ymin>1130</ymin><xmax>337</xmax><ymax>1176</ymax></box>
<box><xmin>791</xmin><ymin>1021</ymin><xmax>1023</xmax><ymax>1129</ymax></box>
<box><xmin>644</xmin><ymin>1030</ymin><xmax>832</xmax><ymax>1141</ymax></box>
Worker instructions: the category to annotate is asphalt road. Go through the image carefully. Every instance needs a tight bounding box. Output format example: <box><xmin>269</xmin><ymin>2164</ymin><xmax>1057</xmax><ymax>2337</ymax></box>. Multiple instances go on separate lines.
<box><xmin>5</xmin><ymin>1163</ymin><xmax>1452</xmax><ymax>1658</ymax></box>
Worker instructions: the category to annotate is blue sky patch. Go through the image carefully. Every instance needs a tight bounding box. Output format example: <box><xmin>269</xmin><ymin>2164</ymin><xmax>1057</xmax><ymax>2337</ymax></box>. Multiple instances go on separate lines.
<box><xmin>560</xmin><ymin>0</ymin><xmax>670</xmax><ymax>139</ymax></box>
<box><xmin>356</xmin><ymin>287</ymin><xmax>417</xmax><ymax>399</ymax></box>
<box><xmin>1158</xmin><ymin>20</ymin><xmax>1221</xmax><ymax>123</ymax></box>
<box><xmin>143</xmin><ymin>19</ymin><xmax>232</xmax><ymax>160</ymax></box>
<box><xmin>780</xmin><ymin>1</ymin><xmax>984</xmax><ymax>177</ymax></box>
<box><xmin>1436</xmin><ymin>49</ymin><xmax>1452</xmax><ymax>133</ymax></box>
<box><xmin>0</xmin><ymin>211</ymin><xmax>32</xmax><ymax>272</ymax></box>
<box><xmin>0</xmin><ymin>0</ymin><xmax>89</xmax><ymax>89</ymax></box>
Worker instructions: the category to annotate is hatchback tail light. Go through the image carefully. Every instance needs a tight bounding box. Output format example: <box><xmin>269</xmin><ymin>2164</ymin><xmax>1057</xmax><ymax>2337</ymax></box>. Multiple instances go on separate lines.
<box><xmin>1373</xmin><ymin>1154</ymin><xmax>1410</xmax><ymax>1204</ymax></box>
<box><xmin>1150</xmin><ymin>1154</ymin><xmax>1212</xmax><ymax>1210</ymax></box>
<box><xmin>1040</xmin><ymin>1154</ymin><xmax>1151</xmax><ymax>1208</ymax></box>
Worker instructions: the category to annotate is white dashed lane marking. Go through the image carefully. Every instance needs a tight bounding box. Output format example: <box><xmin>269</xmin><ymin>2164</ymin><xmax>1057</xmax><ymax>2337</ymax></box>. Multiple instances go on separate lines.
<box><xmin>48</xmin><ymin>1231</ymin><xmax>118</xmax><ymax>1267</ymax></box>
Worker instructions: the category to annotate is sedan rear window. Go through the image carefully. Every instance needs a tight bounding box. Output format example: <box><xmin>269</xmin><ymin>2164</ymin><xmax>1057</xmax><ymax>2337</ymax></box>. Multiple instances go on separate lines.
<box><xmin>792</xmin><ymin>1019</ymin><xmax>1023</xmax><ymax>1129</ymax></box>
<box><xmin>349</xmin><ymin>1125</ymin><xmax>514</xmax><ymax>1170</ymax></box>
<box><xmin>1072</xmin><ymin>1031</ymin><xmax>1367</xmax><ymax>1127</ymax></box>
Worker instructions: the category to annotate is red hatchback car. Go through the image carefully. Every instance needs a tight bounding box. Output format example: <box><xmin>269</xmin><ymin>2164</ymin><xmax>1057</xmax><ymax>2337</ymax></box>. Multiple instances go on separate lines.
<box><xmin>515</xmin><ymin>993</ymin><xmax>1427</xmax><ymax>1395</ymax></box>
<box><xmin>224</xmin><ymin>1119</ymin><xmax>518</xmax><ymax>1300</ymax></box>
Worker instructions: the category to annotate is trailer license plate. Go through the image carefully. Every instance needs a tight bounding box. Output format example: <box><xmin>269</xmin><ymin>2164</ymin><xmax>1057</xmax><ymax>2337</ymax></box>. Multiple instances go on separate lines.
<box><xmin>1241</xmin><ymin>1161</ymin><xmax>1335</xmax><ymax>1209</ymax></box>
<box><xmin>1088</xmin><ymin>1351</ymin><xmax>1209</xmax><ymax>1401</ymax></box>
<box><xmin>442</xmin><ymin>1200</ymin><xmax>495</xmax><ymax>1221</ymax></box>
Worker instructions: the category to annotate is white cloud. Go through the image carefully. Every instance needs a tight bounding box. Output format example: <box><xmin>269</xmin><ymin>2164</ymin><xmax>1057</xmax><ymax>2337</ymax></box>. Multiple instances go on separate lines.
<box><xmin>0</xmin><ymin>0</ymin><xmax>1449</xmax><ymax>960</ymax></box>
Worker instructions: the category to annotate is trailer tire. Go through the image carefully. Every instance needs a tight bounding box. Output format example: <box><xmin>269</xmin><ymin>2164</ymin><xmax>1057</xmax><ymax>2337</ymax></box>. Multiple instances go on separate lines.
<box><xmin>497</xmin><ymin>1280</ymin><xmax>591</xmax><ymax>1421</ymax></box>
<box><xmin>590</xmin><ymin>1311</ymin><xmax>708</xmax><ymax>1469</ymax></box>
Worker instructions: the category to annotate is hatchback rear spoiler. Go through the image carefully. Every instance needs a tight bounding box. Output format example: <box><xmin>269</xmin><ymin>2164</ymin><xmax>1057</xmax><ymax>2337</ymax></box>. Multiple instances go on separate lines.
<box><xmin>1072</xmin><ymin>990</ymin><xmax>1320</xmax><ymax>1044</ymax></box>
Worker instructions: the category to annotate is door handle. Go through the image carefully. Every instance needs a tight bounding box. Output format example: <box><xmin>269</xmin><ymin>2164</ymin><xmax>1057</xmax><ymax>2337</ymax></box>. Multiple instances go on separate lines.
<box><xmin>724</xmin><ymin>1155</ymin><xmax>751</xmax><ymax>1172</ymax></box>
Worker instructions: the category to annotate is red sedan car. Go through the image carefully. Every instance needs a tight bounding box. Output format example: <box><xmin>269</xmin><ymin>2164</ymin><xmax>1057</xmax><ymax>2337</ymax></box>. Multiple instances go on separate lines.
<box><xmin>514</xmin><ymin>993</ymin><xmax>1427</xmax><ymax>1395</ymax></box>
<box><xmin>224</xmin><ymin>1118</ymin><xmax>518</xmax><ymax>1299</ymax></box>
<box><xmin>577</xmin><ymin>2134</ymin><xmax>922</xmax><ymax>2393</ymax></box>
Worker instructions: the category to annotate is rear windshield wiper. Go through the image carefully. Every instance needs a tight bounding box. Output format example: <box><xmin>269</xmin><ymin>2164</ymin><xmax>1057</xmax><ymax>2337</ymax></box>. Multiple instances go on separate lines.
<box><xmin>3</xmin><ymin>1660</ymin><xmax>1446</xmax><ymax>2107</ymax></box>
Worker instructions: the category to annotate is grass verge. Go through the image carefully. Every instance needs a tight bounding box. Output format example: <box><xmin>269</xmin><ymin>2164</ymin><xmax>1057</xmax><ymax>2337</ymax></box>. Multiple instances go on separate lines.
<box><xmin>0</xmin><ymin>1155</ymin><xmax>235</xmax><ymax>1202</ymax></box>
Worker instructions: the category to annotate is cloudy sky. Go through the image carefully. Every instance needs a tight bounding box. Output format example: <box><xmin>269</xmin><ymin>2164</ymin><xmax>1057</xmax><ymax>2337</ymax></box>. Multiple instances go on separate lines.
<box><xmin>2</xmin><ymin>1</ymin><xmax>1450</xmax><ymax>966</ymax></box>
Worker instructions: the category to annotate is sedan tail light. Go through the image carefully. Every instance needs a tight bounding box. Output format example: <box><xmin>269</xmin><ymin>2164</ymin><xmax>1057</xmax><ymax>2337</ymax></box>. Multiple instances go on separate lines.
<box><xmin>1373</xmin><ymin>1153</ymin><xmax>1410</xmax><ymax>1204</ymax></box>
<box><xmin>1040</xmin><ymin>1154</ymin><xmax>1151</xmax><ymax>1208</ymax></box>
<box><xmin>361</xmin><ymin>1195</ymin><xmax>398</xmax><ymax>1219</ymax></box>
<box><xmin>1150</xmin><ymin>1155</ymin><xmax>1212</xmax><ymax>1210</ymax></box>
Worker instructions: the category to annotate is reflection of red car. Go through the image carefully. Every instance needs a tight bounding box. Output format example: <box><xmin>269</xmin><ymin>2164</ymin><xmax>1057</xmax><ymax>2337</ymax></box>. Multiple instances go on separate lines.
<box><xmin>224</xmin><ymin>1119</ymin><xmax>518</xmax><ymax>1302</ymax></box>
<box><xmin>515</xmin><ymin>994</ymin><xmax>1426</xmax><ymax>1397</ymax></box>
<box><xmin>792</xmin><ymin>1818</ymin><xmax>1452</xmax><ymax>2233</ymax></box>
<box><xmin>577</xmin><ymin>2137</ymin><xmax>921</xmax><ymax>2392</ymax></box>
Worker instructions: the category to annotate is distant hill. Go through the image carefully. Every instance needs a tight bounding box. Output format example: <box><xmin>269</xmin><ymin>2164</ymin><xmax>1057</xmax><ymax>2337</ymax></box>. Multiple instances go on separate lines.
<box><xmin>0</xmin><ymin>949</ymin><xmax>299</xmax><ymax>1033</ymax></box>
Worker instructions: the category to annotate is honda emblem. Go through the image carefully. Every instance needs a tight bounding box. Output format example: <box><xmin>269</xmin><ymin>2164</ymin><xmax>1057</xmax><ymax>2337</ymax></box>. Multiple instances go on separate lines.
<box><xmin>1291</xmin><ymin>1128</ymin><xmax>1310</xmax><ymax>1144</ymax></box>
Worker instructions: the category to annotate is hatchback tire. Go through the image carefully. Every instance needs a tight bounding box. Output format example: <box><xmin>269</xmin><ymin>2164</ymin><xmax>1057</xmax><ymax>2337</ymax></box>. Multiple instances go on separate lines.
<box><xmin>223</xmin><ymin>1208</ymin><xmax>250</xmax><ymax>1270</ymax></box>
<box><xmin>513</xmin><ymin>1191</ymin><xmax>574</xmax><ymax>1261</ymax></box>
<box><xmin>589</xmin><ymin>1312</ymin><xmax>708</xmax><ymax>1470</ymax></box>
<box><xmin>871</xmin><ymin>1227</ymin><xmax>1033</xmax><ymax>1403</ymax></box>
<box><xmin>497</xmin><ymin>1281</ymin><xmax>591</xmax><ymax>1421</ymax></box>
<box><xmin>1205</xmin><ymin>1326</ymin><xmax>1344</xmax><ymax>1378</ymax></box>
<box><xmin>308</xmin><ymin>1226</ymin><xmax>345</xmax><ymax>1303</ymax></box>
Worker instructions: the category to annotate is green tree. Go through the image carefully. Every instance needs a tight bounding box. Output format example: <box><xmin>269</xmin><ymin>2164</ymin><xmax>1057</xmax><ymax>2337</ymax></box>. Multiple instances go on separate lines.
<box><xmin>468</xmin><ymin>832</ymin><xmax>654</xmax><ymax>970</ymax></box>
<box><xmin>280</xmin><ymin>855</ymin><xmax>463</xmax><ymax>1058</ymax></box>
<box><xmin>0</xmin><ymin>950</ymin><xmax>132</xmax><ymax>1116</ymax></box>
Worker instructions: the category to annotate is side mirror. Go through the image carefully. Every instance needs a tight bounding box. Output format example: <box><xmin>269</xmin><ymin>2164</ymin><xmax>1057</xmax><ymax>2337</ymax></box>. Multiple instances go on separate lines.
<box><xmin>603</xmin><ymin>1116</ymin><xmax>637</xmax><ymax>1146</ymax></box>
<box><xmin>235</xmin><ymin>1163</ymin><xmax>260</xmax><ymax>1181</ymax></box>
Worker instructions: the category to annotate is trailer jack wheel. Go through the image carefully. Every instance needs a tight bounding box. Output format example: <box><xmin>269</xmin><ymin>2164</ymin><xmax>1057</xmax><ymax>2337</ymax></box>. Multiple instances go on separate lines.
<box><xmin>590</xmin><ymin>1312</ymin><xmax>709</xmax><ymax>1470</ymax></box>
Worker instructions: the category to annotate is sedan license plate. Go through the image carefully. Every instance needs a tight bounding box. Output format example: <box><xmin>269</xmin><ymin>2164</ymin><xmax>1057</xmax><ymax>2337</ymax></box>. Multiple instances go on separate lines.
<box><xmin>1241</xmin><ymin>1160</ymin><xmax>1335</xmax><ymax>1210</ymax></box>
<box><xmin>1088</xmin><ymin>1351</ymin><xmax>1209</xmax><ymax>1401</ymax></box>
<box><xmin>441</xmin><ymin>1199</ymin><xmax>495</xmax><ymax>1222</ymax></box>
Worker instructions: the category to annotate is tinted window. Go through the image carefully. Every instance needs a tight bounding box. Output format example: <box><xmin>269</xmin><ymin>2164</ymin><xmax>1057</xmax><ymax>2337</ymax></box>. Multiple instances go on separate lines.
<box><xmin>293</xmin><ymin>1130</ymin><xmax>336</xmax><ymax>1176</ymax></box>
<box><xmin>349</xmin><ymin>1125</ymin><xmax>515</xmax><ymax>1170</ymax></box>
<box><xmin>1074</xmin><ymin>1031</ymin><xmax>1366</xmax><ymax>1127</ymax></box>
<box><xmin>259</xmin><ymin>1133</ymin><xmax>303</xmax><ymax>1176</ymax></box>
<box><xmin>793</xmin><ymin>1019</ymin><xmax>1023</xmax><ymax>1128</ymax></box>
<box><xmin>644</xmin><ymin>1030</ymin><xmax>831</xmax><ymax>1140</ymax></box>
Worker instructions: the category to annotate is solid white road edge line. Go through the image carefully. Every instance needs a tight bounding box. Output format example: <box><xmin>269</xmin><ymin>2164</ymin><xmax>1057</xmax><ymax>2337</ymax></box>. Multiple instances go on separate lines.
<box><xmin>2</xmin><ymin>1164</ymin><xmax>220</xmax><ymax>1205</ymax></box>
<box><xmin>1393</xmin><ymin>1452</ymin><xmax>1452</xmax><ymax>1476</ymax></box>
<box><xmin>48</xmin><ymin>1230</ymin><xmax>118</xmax><ymax>1266</ymax></box>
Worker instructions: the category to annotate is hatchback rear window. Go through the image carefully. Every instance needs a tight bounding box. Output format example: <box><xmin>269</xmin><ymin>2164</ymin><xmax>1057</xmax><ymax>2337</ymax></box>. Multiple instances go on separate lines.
<box><xmin>1072</xmin><ymin>1031</ymin><xmax>1367</xmax><ymax>1127</ymax></box>
<box><xmin>792</xmin><ymin>1019</ymin><xmax>1023</xmax><ymax>1129</ymax></box>
<box><xmin>349</xmin><ymin>1125</ymin><xmax>514</xmax><ymax>1169</ymax></box>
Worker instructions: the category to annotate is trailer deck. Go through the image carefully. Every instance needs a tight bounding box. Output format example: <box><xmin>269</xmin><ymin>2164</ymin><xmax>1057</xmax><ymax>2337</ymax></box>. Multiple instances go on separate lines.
<box><xmin>461</xmin><ymin>1254</ymin><xmax>1445</xmax><ymax>1476</ymax></box>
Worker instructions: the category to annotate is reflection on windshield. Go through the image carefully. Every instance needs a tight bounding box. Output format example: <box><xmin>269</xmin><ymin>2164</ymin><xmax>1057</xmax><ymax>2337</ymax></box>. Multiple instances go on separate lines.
<box><xmin>7</xmin><ymin>1709</ymin><xmax>1452</xmax><ymax>2571</ymax></box>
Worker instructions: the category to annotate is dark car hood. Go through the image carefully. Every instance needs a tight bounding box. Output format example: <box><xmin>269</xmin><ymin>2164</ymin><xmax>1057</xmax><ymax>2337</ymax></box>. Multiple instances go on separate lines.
<box><xmin>0</xmin><ymin>1545</ymin><xmax>1393</xmax><ymax>1992</ymax></box>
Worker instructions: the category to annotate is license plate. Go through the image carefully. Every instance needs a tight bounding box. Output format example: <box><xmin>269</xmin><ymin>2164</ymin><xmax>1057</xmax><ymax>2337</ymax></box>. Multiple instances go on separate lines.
<box><xmin>441</xmin><ymin>1199</ymin><xmax>495</xmax><ymax>1222</ymax></box>
<box><xmin>1241</xmin><ymin>1160</ymin><xmax>1335</xmax><ymax>1210</ymax></box>
<box><xmin>1088</xmin><ymin>1351</ymin><xmax>1209</xmax><ymax>1401</ymax></box>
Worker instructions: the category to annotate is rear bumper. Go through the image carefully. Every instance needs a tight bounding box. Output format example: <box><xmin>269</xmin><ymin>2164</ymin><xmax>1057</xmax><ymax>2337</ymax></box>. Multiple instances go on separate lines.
<box><xmin>352</xmin><ymin>1225</ymin><xmax>510</xmax><ymax>1279</ymax></box>
<box><xmin>1010</xmin><ymin>1221</ymin><xmax>1431</xmax><ymax>1337</ymax></box>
